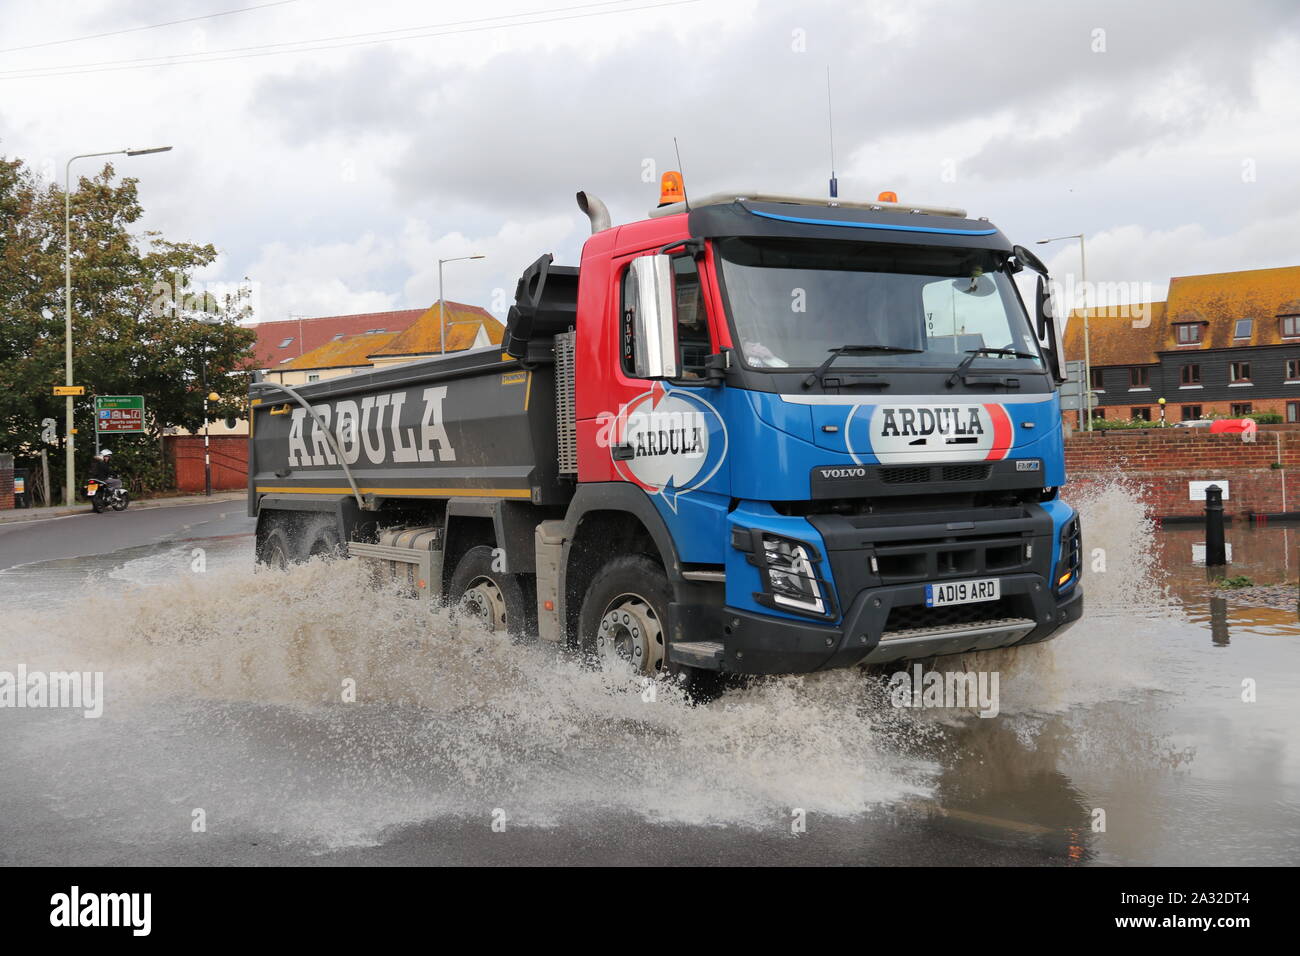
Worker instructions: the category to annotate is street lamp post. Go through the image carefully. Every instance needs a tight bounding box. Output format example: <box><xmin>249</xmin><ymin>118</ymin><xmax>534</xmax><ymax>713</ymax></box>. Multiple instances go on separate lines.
<box><xmin>1037</xmin><ymin>233</ymin><xmax>1089</xmax><ymax>431</ymax></box>
<box><xmin>63</xmin><ymin>145</ymin><xmax>172</xmax><ymax>505</ymax></box>
<box><xmin>437</xmin><ymin>255</ymin><xmax>485</xmax><ymax>355</ymax></box>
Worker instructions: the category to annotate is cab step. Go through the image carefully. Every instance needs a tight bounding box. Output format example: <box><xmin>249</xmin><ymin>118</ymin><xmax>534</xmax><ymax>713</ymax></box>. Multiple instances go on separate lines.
<box><xmin>668</xmin><ymin>640</ymin><xmax>725</xmax><ymax>668</ymax></box>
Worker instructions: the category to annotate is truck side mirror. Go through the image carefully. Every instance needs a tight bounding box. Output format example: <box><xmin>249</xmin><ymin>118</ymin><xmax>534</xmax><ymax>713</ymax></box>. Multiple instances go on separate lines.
<box><xmin>1035</xmin><ymin>274</ymin><xmax>1067</xmax><ymax>385</ymax></box>
<box><xmin>629</xmin><ymin>254</ymin><xmax>679</xmax><ymax>379</ymax></box>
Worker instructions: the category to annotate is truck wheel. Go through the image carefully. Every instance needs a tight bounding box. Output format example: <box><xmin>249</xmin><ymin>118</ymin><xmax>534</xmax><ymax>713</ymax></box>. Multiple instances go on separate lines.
<box><xmin>256</xmin><ymin>523</ymin><xmax>297</xmax><ymax>569</ymax></box>
<box><xmin>303</xmin><ymin>520</ymin><xmax>342</xmax><ymax>559</ymax></box>
<box><xmin>448</xmin><ymin>545</ymin><xmax>532</xmax><ymax>640</ymax></box>
<box><xmin>578</xmin><ymin>555</ymin><xmax>681</xmax><ymax>679</ymax></box>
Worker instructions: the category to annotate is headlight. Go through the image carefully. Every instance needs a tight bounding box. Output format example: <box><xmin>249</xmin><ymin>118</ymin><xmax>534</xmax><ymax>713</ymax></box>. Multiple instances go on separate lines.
<box><xmin>1054</xmin><ymin>516</ymin><xmax>1081</xmax><ymax>592</ymax></box>
<box><xmin>761</xmin><ymin>535</ymin><xmax>826</xmax><ymax>614</ymax></box>
<box><xmin>731</xmin><ymin>526</ymin><xmax>834</xmax><ymax>618</ymax></box>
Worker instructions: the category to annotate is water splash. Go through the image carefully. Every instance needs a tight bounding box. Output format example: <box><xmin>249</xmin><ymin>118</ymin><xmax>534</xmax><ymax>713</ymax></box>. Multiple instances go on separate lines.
<box><xmin>0</xmin><ymin>479</ymin><xmax>1173</xmax><ymax>848</ymax></box>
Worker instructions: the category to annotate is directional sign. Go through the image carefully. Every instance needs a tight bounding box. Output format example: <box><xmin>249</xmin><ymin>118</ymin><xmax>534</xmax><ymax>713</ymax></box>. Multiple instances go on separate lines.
<box><xmin>95</xmin><ymin>395</ymin><xmax>146</xmax><ymax>433</ymax></box>
<box><xmin>52</xmin><ymin>385</ymin><xmax>84</xmax><ymax>396</ymax></box>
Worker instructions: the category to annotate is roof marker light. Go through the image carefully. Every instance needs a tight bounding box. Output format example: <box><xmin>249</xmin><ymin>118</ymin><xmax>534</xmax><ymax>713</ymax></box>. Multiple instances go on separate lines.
<box><xmin>659</xmin><ymin>171</ymin><xmax>686</xmax><ymax>207</ymax></box>
<box><xmin>877</xmin><ymin>190</ymin><xmax>898</xmax><ymax>203</ymax></box>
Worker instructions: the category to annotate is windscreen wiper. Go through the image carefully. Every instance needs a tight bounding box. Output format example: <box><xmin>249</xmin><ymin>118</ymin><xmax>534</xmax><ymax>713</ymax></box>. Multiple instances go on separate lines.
<box><xmin>945</xmin><ymin>347</ymin><xmax>1037</xmax><ymax>388</ymax></box>
<box><xmin>802</xmin><ymin>344</ymin><xmax>922</xmax><ymax>390</ymax></box>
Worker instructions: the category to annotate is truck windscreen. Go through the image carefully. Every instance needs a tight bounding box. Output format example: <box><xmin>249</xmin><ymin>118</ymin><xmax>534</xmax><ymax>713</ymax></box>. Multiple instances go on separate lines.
<box><xmin>714</xmin><ymin>237</ymin><xmax>1045</xmax><ymax>373</ymax></box>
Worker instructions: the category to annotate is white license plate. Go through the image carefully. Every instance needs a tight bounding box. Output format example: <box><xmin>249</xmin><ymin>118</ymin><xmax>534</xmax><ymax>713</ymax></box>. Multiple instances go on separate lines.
<box><xmin>925</xmin><ymin>578</ymin><xmax>1000</xmax><ymax>608</ymax></box>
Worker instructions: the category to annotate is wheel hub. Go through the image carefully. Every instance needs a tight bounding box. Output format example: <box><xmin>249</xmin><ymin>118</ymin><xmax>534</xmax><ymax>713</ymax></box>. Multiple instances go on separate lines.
<box><xmin>460</xmin><ymin>577</ymin><xmax>509</xmax><ymax>632</ymax></box>
<box><xmin>596</xmin><ymin>594</ymin><xmax>664</xmax><ymax>674</ymax></box>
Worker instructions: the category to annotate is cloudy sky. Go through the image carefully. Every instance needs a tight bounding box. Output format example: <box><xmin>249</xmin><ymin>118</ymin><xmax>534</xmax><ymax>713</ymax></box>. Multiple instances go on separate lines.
<box><xmin>2</xmin><ymin>0</ymin><xmax>1298</xmax><ymax>326</ymax></box>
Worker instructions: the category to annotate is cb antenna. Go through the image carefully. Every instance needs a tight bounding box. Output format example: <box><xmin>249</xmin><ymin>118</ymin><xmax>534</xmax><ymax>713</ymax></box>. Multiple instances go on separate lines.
<box><xmin>826</xmin><ymin>66</ymin><xmax>838</xmax><ymax>199</ymax></box>
<box><xmin>673</xmin><ymin>136</ymin><xmax>690</xmax><ymax>210</ymax></box>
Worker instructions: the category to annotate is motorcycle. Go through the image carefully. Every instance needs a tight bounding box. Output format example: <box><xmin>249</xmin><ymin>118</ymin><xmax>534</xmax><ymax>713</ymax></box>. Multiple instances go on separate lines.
<box><xmin>86</xmin><ymin>477</ymin><xmax>130</xmax><ymax>513</ymax></box>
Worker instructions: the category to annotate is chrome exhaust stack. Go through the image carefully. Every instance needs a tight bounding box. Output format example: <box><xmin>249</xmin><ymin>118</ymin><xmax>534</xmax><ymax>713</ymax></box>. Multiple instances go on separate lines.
<box><xmin>576</xmin><ymin>191</ymin><xmax>611</xmax><ymax>233</ymax></box>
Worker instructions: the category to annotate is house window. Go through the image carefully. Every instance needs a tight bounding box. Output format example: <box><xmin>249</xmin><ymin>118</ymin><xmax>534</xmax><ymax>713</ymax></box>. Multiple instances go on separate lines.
<box><xmin>307</xmin><ymin>373</ymin><xmax>320</xmax><ymax>383</ymax></box>
<box><xmin>1092</xmin><ymin>408</ymin><xmax>1105</xmax><ymax>420</ymax></box>
<box><xmin>1089</xmin><ymin>367</ymin><xmax>1104</xmax><ymax>389</ymax></box>
<box><xmin>1231</xmin><ymin>402</ymin><xmax>1253</xmax><ymax>417</ymax></box>
<box><xmin>1230</xmin><ymin>361</ymin><xmax>1251</xmax><ymax>383</ymax></box>
<box><xmin>1180</xmin><ymin>364</ymin><xmax>1200</xmax><ymax>385</ymax></box>
<box><xmin>1174</xmin><ymin>323</ymin><xmax>1203</xmax><ymax>344</ymax></box>
<box><xmin>1181</xmin><ymin>405</ymin><xmax>1202</xmax><ymax>421</ymax></box>
<box><xmin>1282</xmin><ymin>315</ymin><xmax>1300</xmax><ymax>338</ymax></box>
<box><xmin>1288</xmin><ymin>359</ymin><xmax>1300</xmax><ymax>380</ymax></box>
<box><xmin>1131</xmin><ymin>407</ymin><xmax>1151</xmax><ymax>421</ymax></box>
<box><xmin>278</xmin><ymin>337</ymin><xmax>294</xmax><ymax>348</ymax></box>
<box><xmin>1234</xmin><ymin>318</ymin><xmax>1253</xmax><ymax>338</ymax></box>
<box><xmin>1288</xmin><ymin>402</ymin><xmax>1300</xmax><ymax>423</ymax></box>
<box><xmin>1129</xmin><ymin>366</ymin><xmax>1150</xmax><ymax>387</ymax></box>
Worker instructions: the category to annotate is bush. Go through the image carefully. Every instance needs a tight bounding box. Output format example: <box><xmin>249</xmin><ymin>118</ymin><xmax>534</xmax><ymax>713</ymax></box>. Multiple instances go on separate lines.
<box><xmin>1251</xmin><ymin>412</ymin><xmax>1283</xmax><ymax>424</ymax></box>
<box><xmin>1089</xmin><ymin>417</ymin><xmax>1163</xmax><ymax>430</ymax></box>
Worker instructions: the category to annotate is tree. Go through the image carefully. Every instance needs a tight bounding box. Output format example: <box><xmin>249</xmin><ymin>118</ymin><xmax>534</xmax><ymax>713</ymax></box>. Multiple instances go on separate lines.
<box><xmin>0</xmin><ymin>154</ymin><xmax>256</xmax><ymax>496</ymax></box>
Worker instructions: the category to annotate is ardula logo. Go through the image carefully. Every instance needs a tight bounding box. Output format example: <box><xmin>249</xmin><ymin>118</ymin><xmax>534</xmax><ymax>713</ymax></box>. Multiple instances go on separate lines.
<box><xmin>847</xmin><ymin>402</ymin><xmax>1013</xmax><ymax>465</ymax></box>
<box><xmin>599</xmin><ymin>383</ymin><xmax>727</xmax><ymax>512</ymax></box>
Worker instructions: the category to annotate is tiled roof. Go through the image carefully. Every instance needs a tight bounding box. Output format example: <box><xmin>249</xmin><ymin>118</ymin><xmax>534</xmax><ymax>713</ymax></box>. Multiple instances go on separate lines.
<box><xmin>368</xmin><ymin>301</ymin><xmax>505</xmax><ymax>357</ymax></box>
<box><xmin>1163</xmin><ymin>265</ymin><xmax>1300</xmax><ymax>351</ymax></box>
<box><xmin>1063</xmin><ymin>264</ymin><xmax>1300</xmax><ymax>368</ymax></box>
<box><xmin>1063</xmin><ymin>301</ymin><xmax>1167</xmax><ymax>366</ymax></box>
<box><xmin>278</xmin><ymin>331</ymin><xmax>400</xmax><ymax>371</ymax></box>
<box><xmin>250</xmin><ymin>308</ymin><xmax>426</xmax><ymax>369</ymax></box>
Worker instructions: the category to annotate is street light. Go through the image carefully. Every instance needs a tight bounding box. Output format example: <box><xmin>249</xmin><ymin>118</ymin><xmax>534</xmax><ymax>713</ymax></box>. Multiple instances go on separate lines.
<box><xmin>63</xmin><ymin>145</ymin><xmax>173</xmax><ymax>505</ymax></box>
<box><xmin>1037</xmin><ymin>233</ymin><xmax>1090</xmax><ymax>431</ymax></box>
<box><xmin>437</xmin><ymin>255</ymin><xmax>485</xmax><ymax>356</ymax></box>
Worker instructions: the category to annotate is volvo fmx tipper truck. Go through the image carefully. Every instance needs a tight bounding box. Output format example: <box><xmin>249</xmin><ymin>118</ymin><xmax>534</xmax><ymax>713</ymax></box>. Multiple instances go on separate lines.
<box><xmin>248</xmin><ymin>177</ymin><xmax>1083</xmax><ymax>681</ymax></box>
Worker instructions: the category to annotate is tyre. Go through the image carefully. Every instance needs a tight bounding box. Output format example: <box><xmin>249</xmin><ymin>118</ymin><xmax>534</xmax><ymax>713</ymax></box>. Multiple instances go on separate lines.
<box><xmin>577</xmin><ymin>554</ymin><xmax>709</xmax><ymax>687</ymax></box>
<box><xmin>447</xmin><ymin>544</ymin><xmax>533</xmax><ymax>640</ymax></box>
<box><xmin>256</xmin><ymin>522</ymin><xmax>297</xmax><ymax>570</ymax></box>
<box><xmin>302</xmin><ymin>518</ymin><xmax>341</xmax><ymax>558</ymax></box>
<box><xmin>89</xmin><ymin>494</ymin><xmax>103</xmax><ymax>514</ymax></box>
<box><xmin>111</xmin><ymin>492</ymin><xmax>129</xmax><ymax>512</ymax></box>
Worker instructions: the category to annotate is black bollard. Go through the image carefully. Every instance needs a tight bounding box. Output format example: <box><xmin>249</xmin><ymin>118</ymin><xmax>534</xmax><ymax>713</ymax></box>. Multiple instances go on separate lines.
<box><xmin>1205</xmin><ymin>484</ymin><xmax>1227</xmax><ymax>567</ymax></box>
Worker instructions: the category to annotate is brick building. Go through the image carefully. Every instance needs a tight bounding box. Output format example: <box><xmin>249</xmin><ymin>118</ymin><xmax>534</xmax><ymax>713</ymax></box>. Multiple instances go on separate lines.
<box><xmin>1066</xmin><ymin>264</ymin><xmax>1300</xmax><ymax>423</ymax></box>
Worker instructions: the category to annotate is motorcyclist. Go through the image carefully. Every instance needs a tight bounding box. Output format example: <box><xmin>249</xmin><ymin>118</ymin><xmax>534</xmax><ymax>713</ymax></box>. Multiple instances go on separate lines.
<box><xmin>88</xmin><ymin>450</ymin><xmax>123</xmax><ymax>502</ymax></box>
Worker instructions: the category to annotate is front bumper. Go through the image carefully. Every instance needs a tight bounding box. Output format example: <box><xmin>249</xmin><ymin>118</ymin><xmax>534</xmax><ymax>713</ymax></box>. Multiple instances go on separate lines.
<box><xmin>679</xmin><ymin>577</ymin><xmax>1082</xmax><ymax>675</ymax></box>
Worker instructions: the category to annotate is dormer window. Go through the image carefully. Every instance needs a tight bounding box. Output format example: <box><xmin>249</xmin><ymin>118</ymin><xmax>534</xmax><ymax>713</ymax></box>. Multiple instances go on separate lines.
<box><xmin>1234</xmin><ymin>318</ymin><xmax>1253</xmax><ymax>339</ymax></box>
<box><xmin>1174</xmin><ymin>322</ymin><xmax>1203</xmax><ymax>345</ymax></box>
<box><xmin>1282</xmin><ymin>315</ymin><xmax>1300</xmax><ymax>338</ymax></box>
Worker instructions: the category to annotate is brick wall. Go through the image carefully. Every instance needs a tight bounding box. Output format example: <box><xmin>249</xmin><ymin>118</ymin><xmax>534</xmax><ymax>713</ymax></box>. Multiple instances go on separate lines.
<box><xmin>0</xmin><ymin>453</ymin><xmax>12</xmax><ymax>510</ymax></box>
<box><xmin>1065</xmin><ymin>426</ymin><xmax>1300</xmax><ymax>517</ymax></box>
<box><xmin>164</xmin><ymin>436</ymin><xmax>248</xmax><ymax>493</ymax></box>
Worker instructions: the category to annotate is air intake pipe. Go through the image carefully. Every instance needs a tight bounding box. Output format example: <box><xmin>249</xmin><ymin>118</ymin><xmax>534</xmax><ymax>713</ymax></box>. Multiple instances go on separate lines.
<box><xmin>576</xmin><ymin>191</ymin><xmax>611</xmax><ymax>234</ymax></box>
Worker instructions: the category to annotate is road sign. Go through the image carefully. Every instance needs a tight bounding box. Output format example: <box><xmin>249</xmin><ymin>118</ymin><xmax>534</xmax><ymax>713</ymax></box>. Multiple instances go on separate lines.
<box><xmin>52</xmin><ymin>385</ymin><xmax>84</xmax><ymax>396</ymax></box>
<box><xmin>95</xmin><ymin>395</ymin><xmax>146</xmax><ymax>434</ymax></box>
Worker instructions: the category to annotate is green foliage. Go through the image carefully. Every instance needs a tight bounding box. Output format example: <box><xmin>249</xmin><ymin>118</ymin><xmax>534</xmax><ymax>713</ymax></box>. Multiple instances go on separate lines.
<box><xmin>0</xmin><ymin>154</ymin><xmax>255</xmax><ymax>492</ymax></box>
<box><xmin>1251</xmin><ymin>412</ymin><xmax>1283</xmax><ymax>424</ymax></box>
<box><xmin>1217</xmin><ymin>575</ymin><xmax>1254</xmax><ymax>590</ymax></box>
<box><xmin>1088</xmin><ymin>416</ymin><xmax>1164</xmax><ymax>429</ymax></box>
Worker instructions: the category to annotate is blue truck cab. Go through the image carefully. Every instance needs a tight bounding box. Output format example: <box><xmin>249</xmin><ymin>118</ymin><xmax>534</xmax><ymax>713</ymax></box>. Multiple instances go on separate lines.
<box><xmin>589</xmin><ymin>188</ymin><xmax>1084</xmax><ymax>675</ymax></box>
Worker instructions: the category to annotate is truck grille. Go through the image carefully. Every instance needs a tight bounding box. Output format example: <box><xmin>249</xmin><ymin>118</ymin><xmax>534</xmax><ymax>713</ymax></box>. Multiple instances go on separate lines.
<box><xmin>555</xmin><ymin>330</ymin><xmax>577</xmax><ymax>475</ymax></box>
<box><xmin>877</xmin><ymin>464</ymin><xmax>991</xmax><ymax>484</ymax></box>
<box><xmin>884</xmin><ymin>598</ymin><xmax>1014</xmax><ymax>632</ymax></box>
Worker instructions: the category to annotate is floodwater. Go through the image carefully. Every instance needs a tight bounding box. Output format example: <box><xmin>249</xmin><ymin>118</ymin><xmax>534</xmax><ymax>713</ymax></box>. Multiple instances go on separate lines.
<box><xmin>0</xmin><ymin>483</ymin><xmax>1297</xmax><ymax>865</ymax></box>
